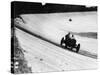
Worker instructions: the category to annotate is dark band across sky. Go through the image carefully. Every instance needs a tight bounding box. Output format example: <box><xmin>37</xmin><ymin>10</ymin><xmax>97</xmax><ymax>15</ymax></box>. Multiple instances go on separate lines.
<box><xmin>11</xmin><ymin>1</ymin><xmax>97</xmax><ymax>18</ymax></box>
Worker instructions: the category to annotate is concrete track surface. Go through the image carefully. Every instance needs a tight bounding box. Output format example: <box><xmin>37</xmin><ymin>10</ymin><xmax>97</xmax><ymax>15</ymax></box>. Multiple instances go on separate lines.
<box><xmin>15</xmin><ymin>28</ymin><xmax>97</xmax><ymax>73</ymax></box>
<box><xmin>14</xmin><ymin>12</ymin><xmax>97</xmax><ymax>73</ymax></box>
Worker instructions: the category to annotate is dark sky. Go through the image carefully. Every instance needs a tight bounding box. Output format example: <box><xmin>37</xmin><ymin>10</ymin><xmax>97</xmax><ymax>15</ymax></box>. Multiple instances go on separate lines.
<box><xmin>11</xmin><ymin>1</ymin><xmax>97</xmax><ymax>18</ymax></box>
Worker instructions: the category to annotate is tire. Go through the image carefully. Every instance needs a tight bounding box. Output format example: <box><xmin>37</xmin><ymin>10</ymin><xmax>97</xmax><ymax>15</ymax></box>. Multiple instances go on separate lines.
<box><xmin>76</xmin><ymin>44</ymin><xmax>80</xmax><ymax>53</ymax></box>
<box><xmin>61</xmin><ymin>37</ymin><xmax>64</xmax><ymax>46</ymax></box>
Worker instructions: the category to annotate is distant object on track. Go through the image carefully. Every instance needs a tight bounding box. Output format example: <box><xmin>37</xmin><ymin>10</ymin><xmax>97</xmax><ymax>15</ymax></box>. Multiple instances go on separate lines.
<box><xmin>69</xmin><ymin>18</ymin><xmax>72</xmax><ymax>22</ymax></box>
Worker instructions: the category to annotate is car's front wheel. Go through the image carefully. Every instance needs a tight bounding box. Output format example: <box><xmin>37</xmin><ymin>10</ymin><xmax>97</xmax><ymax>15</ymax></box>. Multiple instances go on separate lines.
<box><xmin>76</xmin><ymin>44</ymin><xmax>80</xmax><ymax>53</ymax></box>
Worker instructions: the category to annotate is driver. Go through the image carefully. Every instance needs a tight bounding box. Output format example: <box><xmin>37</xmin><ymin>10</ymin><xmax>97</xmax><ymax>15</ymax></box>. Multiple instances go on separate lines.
<box><xmin>70</xmin><ymin>35</ymin><xmax>76</xmax><ymax>46</ymax></box>
<box><xmin>65</xmin><ymin>32</ymin><xmax>70</xmax><ymax>40</ymax></box>
<box><xmin>65</xmin><ymin>32</ymin><xmax>71</xmax><ymax>45</ymax></box>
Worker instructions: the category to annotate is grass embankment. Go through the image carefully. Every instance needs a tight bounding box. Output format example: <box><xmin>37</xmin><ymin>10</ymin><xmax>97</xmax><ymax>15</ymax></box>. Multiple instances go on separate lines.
<box><xmin>11</xmin><ymin>36</ymin><xmax>32</xmax><ymax>74</ymax></box>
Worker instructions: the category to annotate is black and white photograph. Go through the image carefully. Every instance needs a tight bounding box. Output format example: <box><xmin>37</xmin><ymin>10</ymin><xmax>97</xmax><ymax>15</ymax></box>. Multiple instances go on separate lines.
<box><xmin>11</xmin><ymin>1</ymin><xmax>98</xmax><ymax>74</ymax></box>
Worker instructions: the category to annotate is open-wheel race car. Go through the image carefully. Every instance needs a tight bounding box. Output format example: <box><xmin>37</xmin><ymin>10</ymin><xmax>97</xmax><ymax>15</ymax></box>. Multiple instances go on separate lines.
<box><xmin>60</xmin><ymin>34</ymin><xmax>80</xmax><ymax>53</ymax></box>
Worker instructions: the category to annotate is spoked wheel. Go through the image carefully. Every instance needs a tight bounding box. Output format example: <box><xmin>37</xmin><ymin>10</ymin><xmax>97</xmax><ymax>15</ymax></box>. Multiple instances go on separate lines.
<box><xmin>76</xmin><ymin>44</ymin><xmax>80</xmax><ymax>53</ymax></box>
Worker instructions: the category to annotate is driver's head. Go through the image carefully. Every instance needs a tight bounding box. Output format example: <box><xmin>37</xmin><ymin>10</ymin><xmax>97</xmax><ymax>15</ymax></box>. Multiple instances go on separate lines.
<box><xmin>72</xmin><ymin>35</ymin><xmax>74</xmax><ymax>37</ymax></box>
